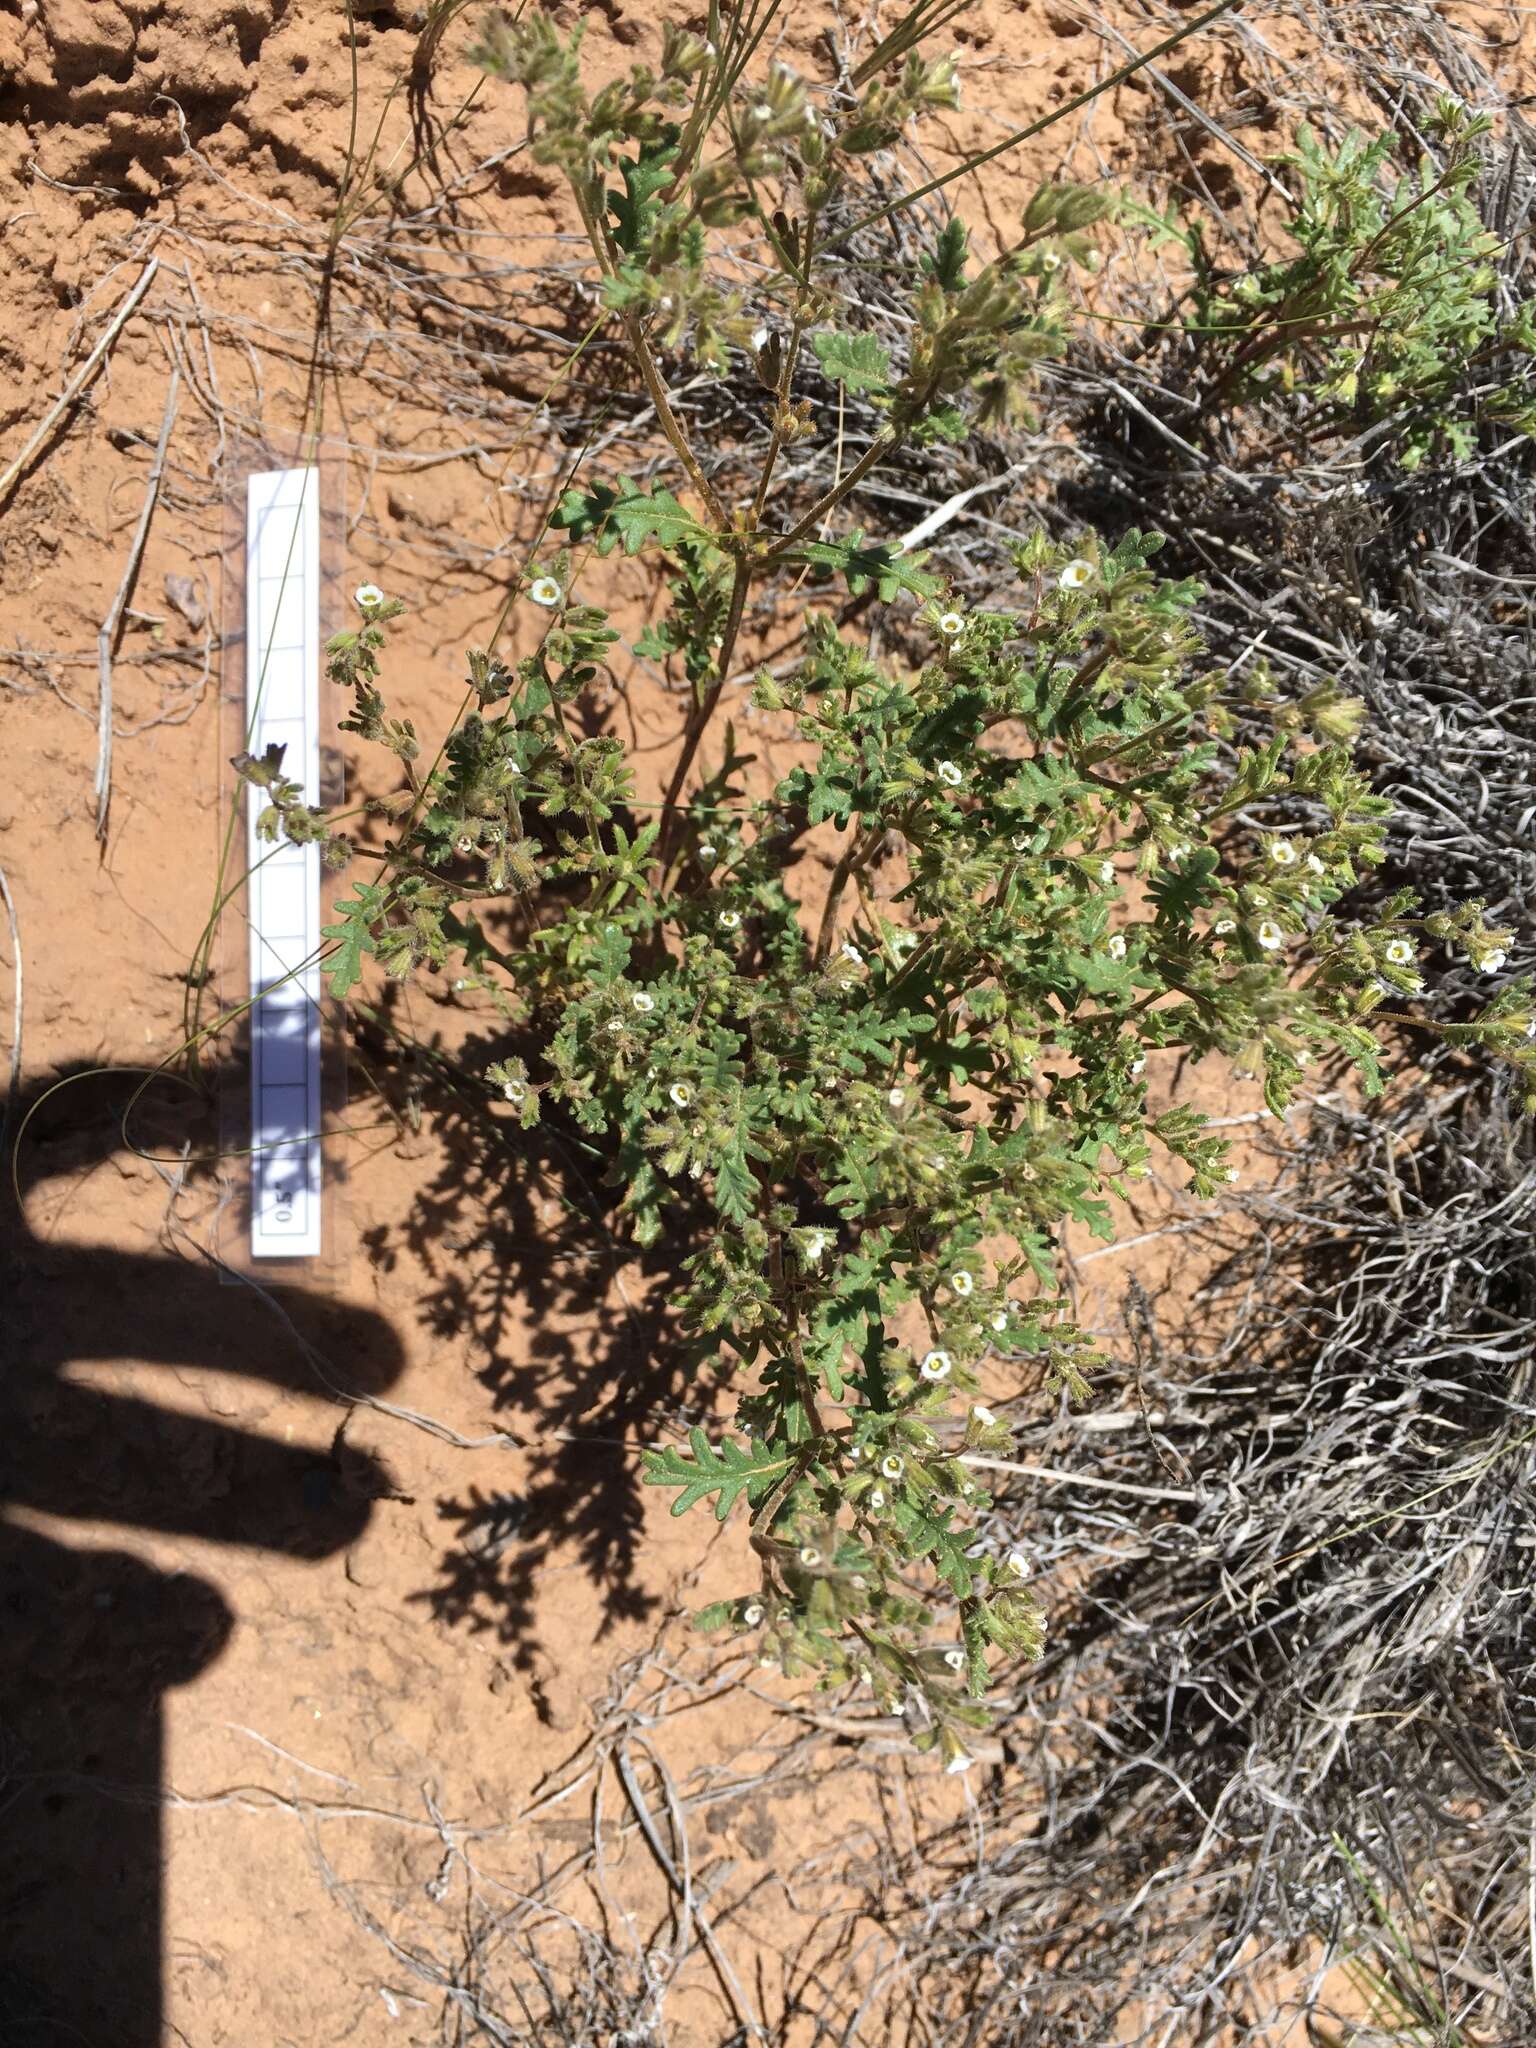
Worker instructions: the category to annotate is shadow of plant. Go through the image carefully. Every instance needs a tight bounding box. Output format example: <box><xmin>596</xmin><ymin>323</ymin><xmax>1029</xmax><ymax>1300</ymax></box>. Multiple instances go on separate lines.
<box><xmin>353</xmin><ymin>992</ymin><xmax>731</xmax><ymax>1671</ymax></box>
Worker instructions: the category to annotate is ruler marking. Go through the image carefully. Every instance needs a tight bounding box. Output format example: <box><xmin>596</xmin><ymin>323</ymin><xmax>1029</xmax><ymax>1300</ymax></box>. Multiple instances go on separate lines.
<box><xmin>245</xmin><ymin>466</ymin><xmax>323</xmax><ymax>1258</ymax></box>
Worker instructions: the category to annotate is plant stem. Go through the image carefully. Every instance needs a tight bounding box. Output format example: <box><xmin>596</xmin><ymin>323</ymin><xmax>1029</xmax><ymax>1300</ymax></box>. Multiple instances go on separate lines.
<box><xmin>656</xmin><ymin>554</ymin><xmax>753</xmax><ymax>865</ymax></box>
<box><xmin>623</xmin><ymin>308</ymin><xmax>730</xmax><ymax>529</ymax></box>
<box><xmin>768</xmin><ymin>428</ymin><xmax>899</xmax><ymax>555</ymax></box>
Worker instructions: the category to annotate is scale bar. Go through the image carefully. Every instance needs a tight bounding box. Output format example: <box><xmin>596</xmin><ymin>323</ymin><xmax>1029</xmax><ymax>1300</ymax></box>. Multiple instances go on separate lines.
<box><xmin>246</xmin><ymin>467</ymin><xmax>322</xmax><ymax>1258</ymax></box>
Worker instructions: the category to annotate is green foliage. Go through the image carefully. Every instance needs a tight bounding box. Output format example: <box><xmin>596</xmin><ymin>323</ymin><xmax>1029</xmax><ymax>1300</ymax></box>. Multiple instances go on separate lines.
<box><xmin>231</xmin><ymin>9</ymin><xmax>1530</xmax><ymax>1772</ymax></box>
<box><xmin>1185</xmin><ymin>100</ymin><xmax>1536</xmax><ymax>465</ymax></box>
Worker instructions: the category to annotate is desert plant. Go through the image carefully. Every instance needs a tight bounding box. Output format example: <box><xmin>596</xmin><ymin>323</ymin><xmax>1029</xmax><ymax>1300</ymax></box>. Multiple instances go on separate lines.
<box><xmin>1133</xmin><ymin>97</ymin><xmax>1536</xmax><ymax>467</ymax></box>
<box><xmin>235</xmin><ymin>6</ymin><xmax>1530</xmax><ymax>1765</ymax></box>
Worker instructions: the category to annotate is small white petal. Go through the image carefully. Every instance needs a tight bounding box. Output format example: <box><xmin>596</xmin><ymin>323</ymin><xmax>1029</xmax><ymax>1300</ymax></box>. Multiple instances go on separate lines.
<box><xmin>1268</xmin><ymin>839</ymin><xmax>1297</xmax><ymax>866</ymax></box>
<box><xmin>669</xmin><ymin>1082</ymin><xmax>692</xmax><ymax>1107</ymax></box>
<box><xmin>1385</xmin><ymin>939</ymin><xmax>1414</xmax><ymax>966</ymax></box>
<box><xmin>949</xmin><ymin>1271</ymin><xmax>974</xmax><ymax>1297</ymax></box>
<box><xmin>1476</xmin><ymin>948</ymin><xmax>1507</xmax><ymax>973</ymax></box>
<box><xmin>920</xmin><ymin>1350</ymin><xmax>953</xmax><ymax>1381</ymax></box>
<box><xmin>632</xmin><ymin>992</ymin><xmax>655</xmax><ymax>1013</ymax></box>
<box><xmin>718</xmin><ymin>909</ymin><xmax>741</xmax><ymax>930</ymax></box>
<box><xmin>743</xmin><ymin>1602</ymin><xmax>764</xmax><ymax>1625</ymax></box>
<box><xmin>945</xmin><ymin>1747</ymin><xmax>977</xmax><ymax>1775</ymax></box>
<box><xmin>938</xmin><ymin>611</ymin><xmax>965</xmax><ymax>638</ymax></box>
<box><xmin>1257</xmin><ymin>919</ymin><xmax>1285</xmax><ymax>951</ymax></box>
<box><xmin>527</xmin><ymin>576</ymin><xmax>563</xmax><ymax>608</ymax></box>
<box><xmin>841</xmin><ymin>942</ymin><xmax>862</xmax><ymax>965</ymax></box>
<box><xmin>971</xmin><ymin>1405</ymin><xmax>996</xmax><ymax>1427</ymax></box>
<box><xmin>1105</xmin><ymin>934</ymin><xmax>1127</xmax><ymax>960</ymax></box>
<box><xmin>936</xmin><ymin>760</ymin><xmax>963</xmax><ymax>787</ymax></box>
<box><xmin>888</xmin><ymin>1087</ymin><xmax>906</xmax><ymax>1108</ymax></box>
<box><xmin>353</xmin><ymin>582</ymin><xmax>385</xmax><ymax>609</ymax></box>
<box><xmin>1214</xmin><ymin>918</ymin><xmax>1236</xmax><ymax>936</ymax></box>
<box><xmin>868</xmin><ymin>1488</ymin><xmax>885</xmax><ymax>1508</ymax></box>
<box><xmin>879</xmin><ymin>1454</ymin><xmax>905</xmax><ymax>1479</ymax></box>
<box><xmin>1098</xmin><ymin>860</ymin><xmax>1115</xmax><ymax>885</ymax></box>
<box><xmin>798</xmin><ymin>1546</ymin><xmax>822</xmax><ymax>1567</ymax></box>
<box><xmin>1005</xmin><ymin>1550</ymin><xmax>1030</xmax><ymax>1579</ymax></box>
<box><xmin>1058</xmin><ymin>557</ymin><xmax>1094</xmax><ymax>590</ymax></box>
<box><xmin>990</xmin><ymin>1310</ymin><xmax>1009</xmax><ymax>1332</ymax></box>
<box><xmin>943</xmin><ymin>1648</ymin><xmax>966</xmax><ymax>1671</ymax></box>
<box><xmin>1306</xmin><ymin>854</ymin><xmax>1327</xmax><ymax>874</ymax></box>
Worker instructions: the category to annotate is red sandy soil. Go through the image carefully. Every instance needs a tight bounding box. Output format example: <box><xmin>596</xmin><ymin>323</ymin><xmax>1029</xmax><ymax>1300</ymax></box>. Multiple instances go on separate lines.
<box><xmin>1</xmin><ymin>1</ymin><xmax>1529</xmax><ymax>2042</ymax></box>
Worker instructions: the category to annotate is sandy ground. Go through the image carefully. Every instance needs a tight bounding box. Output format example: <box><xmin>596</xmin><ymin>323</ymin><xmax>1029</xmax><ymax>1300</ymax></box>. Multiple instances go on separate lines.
<box><xmin>2</xmin><ymin>0</ymin><xmax>1530</xmax><ymax>2041</ymax></box>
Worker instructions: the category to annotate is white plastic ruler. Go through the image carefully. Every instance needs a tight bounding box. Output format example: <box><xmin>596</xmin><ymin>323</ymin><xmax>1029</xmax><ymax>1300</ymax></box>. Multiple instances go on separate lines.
<box><xmin>245</xmin><ymin>466</ymin><xmax>323</xmax><ymax>1258</ymax></box>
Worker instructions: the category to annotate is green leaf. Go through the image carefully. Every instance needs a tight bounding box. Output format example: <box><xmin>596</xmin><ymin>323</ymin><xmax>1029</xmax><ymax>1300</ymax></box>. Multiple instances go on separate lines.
<box><xmin>555</xmin><ymin>477</ymin><xmax>705</xmax><ymax>557</ymax></box>
<box><xmin>642</xmin><ymin>1427</ymin><xmax>796</xmax><ymax>1521</ymax></box>
<box><xmin>923</xmin><ymin>217</ymin><xmax>969</xmax><ymax>292</ymax></box>
<box><xmin>793</xmin><ymin>532</ymin><xmax>941</xmax><ymax>602</ymax></box>
<box><xmin>715</xmin><ymin>1137</ymin><xmax>755</xmax><ymax>1223</ymax></box>
<box><xmin>320</xmin><ymin>881</ymin><xmax>387</xmax><ymax>997</ymax></box>
<box><xmin>811</xmin><ymin>329</ymin><xmax>893</xmax><ymax>395</ymax></box>
<box><xmin>608</xmin><ymin>134</ymin><xmax>678</xmax><ymax>255</ymax></box>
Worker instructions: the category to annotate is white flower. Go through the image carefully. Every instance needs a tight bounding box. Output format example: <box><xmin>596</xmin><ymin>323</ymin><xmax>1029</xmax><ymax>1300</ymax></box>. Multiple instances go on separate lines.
<box><xmin>944</xmin><ymin>1745</ymin><xmax>977</xmax><ymax>1775</ymax></box>
<box><xmin>1385</xmin><ymin>938</ymin><xmax>1414</xmax><ymax>966</ymax></box>
<box><xmin>1268</xmin><ymin>839</ymin><xmax>1298</xmax><ymax>867</ymax></box>
<box><xmin>1168</xmin><ymin>841</ymin><xmax>1191</xmax><ymax>863</ymax></box>
<box><xmin>841</xmin><ymin>942</ymin><xmax>862</xmax><ymax>966</ymax></box>
<box><xmin>920</xmin><ymin>1350</ymin><xmax>953</xmax><ymax>1381</ymax></box>
<box><xmin>943</xmin><ymin>1648</ymin><xmax>967</xmax><ymax>1671</ymax></box>
<box><xmin>455</xmin><ymin>834</ymin><xmax>475</xmax><ymax>857</ymax></box>
<box><xmin>743</xmin><ymin>1602</ymin><xmax>764</xmax><ymax>1626</ymax></box>
<box><xmin>949</xmin><ymin>1270</ymin><xmax>974</xmax><ymax>1298</ymax></box>
<box><xmin>669</xmin><ymin>1082</ymin><xmax>692</xmax><ymax>1108</ymax></box>
<box><xmin>1040</xmin><ymin>250</ymin><xmax>1061</xmax><ymax>272</ymax></box>
<box><xmin>1214</xmin><ymin>917</ymin><xmax>1236</xmax><ymax>936</ymax></box>
<box><xmin>938</xmin><ymin>611</ymin><xmax>965</xmax><ymax>638</ymax></box>
<box><xmin>1005</xmin><ymin>1550</ymin><xmax>1030</xmax><ymax>1579</ymax></box>
<box><xmin>936</xmin><ymin>760</ymin><xmax>963</xmax><ymax>787</ymax></box>
<box><xmin>1058</xmin><ymin>557</ymin><xmax>1094</xmax><ymax>591</ymax></box>
<box><xmin>750</xmin><ymin>324</ymin><xmax>770</xmax><ymax>352</ymax></box>
<box><xmin>1476</xmin><ymin>948</ymin><xmax>1507</xmax><ymax>973</ymax></box>
<box><xmin>888</xmin><ymin>1087</ymin><xmax>906</xmax><ymax>1108</ymax></box>
<box><xmin>1129</xmin><ymin>1054</ymin><xmax>1146</xmax><ymax>1075</ymax></box>
<box><xmin>1105</xmin><ymin>933</ymin><xmax>1127</xmax><ymax>960</ymax></box>
<box><xmin>798</xmin><ymin>1545</ymin><xmax>822</xmax><ymax>1568</ymax></box>
<box><xmin>1525</xmin><ymin>1018</ymin><xmax>1536</xmax><ymax>1040</ymax></box>
<box><xmin>717</xmin><ymin>909</ymin><xmax>741</xmax><ymax>931</ymax></box>
<box><xmin>698</xmin><ymin>842</ymin><xmax>717</xmax><ymax>862</ymax></box>
<box><xmin>632</xmin><ymin>991</ymin><xmax>655</xmax><ymax>1013</ymax></box>
<box><xmin>990</xmin><ymin>1310</ymin><xmax>1009</xmax><ymax>1333</ymax></box>
<box><xmin>868</xmin><ymin>1488</ymin><xmax>886</xmax><ymax>1509</ymax></box>
<box><xmin>1099</xmin><ymin>860</ymin><xmax>1115</xmax><ymax>885</ymax></box>
<box><xmin>353</xmin><ymin>582</ymin><xmax>385</xmax><ymax>610</ymax></box>
<box><xmin>1306</xmin><ymin>854</ymin><xmax>1327</xmax><ymax>875</ymax></box>
<box><xmin>502</xmin><ymin>1079</ymin><xmax>526</xmax><ymax>1103</ymax></box>
<box><xmin>879</xmin><ymin>1453</ymin><xmax>905</xmax><ymax>1480</ymax></box>
<box><xmin>527</xmin><ymin>575</ymin><xmax>562</xmax><ymax>609</ymax></box>
<box><xmin>1257</xmin><ymin>919</ymin><xmax>1285</xmax><ymax>951</ymax></box>
<box><xmin>1223</xmin><ymin>1166</ymin><xmax>1240</xmax><ymax>1183</ymax></box>
<box><xmin>752</xmin><ymin>101</ymin><xmax>773</xmax><ymax>120</ymax></box>
<box><xmin>802</xmin><ymin>1230</ymin><xmax>830</xmax><ymax>1265</ymax></box>
<box><xmin>971</xmin><ymin>1405</ymin><xmax>996</xmax><ymax>1427</ymax></box>
<box><xmin>606</xmin><ymin>1018</ymin><xmax>625</xmax><ymax>1035</ymax></box>
<box><xmin>1250</xmin><ymin>890</ymin><xmax>1270</xmax><ymax>908</ymax></box>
